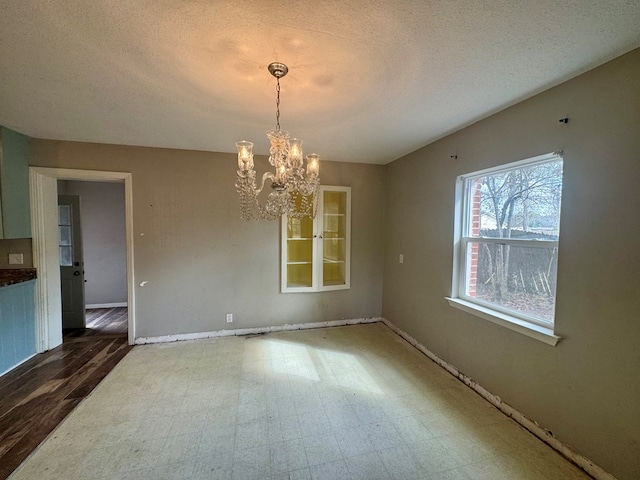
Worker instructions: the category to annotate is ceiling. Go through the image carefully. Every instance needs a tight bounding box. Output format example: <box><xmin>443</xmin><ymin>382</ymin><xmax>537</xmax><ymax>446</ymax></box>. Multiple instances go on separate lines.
<box><xmin>1</xmin><ymin>1</ymin><xmax>639</xmax><ymax>165</ymax></box>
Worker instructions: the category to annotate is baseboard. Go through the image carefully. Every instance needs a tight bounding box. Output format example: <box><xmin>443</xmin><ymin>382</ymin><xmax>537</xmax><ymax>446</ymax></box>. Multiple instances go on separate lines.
<box><xmin>380</xmin><ymin>318</ymin><xmax>615</xmax><ymax>480</ymax></box>
<box><xmin>86</xmin><ymin>302</ymin><xmax>127</xmax><ymax>309</ymax></box>
<box><xmin>134</xmin><ymin>317</ymin><xmax>383</xmax><ymax>345</ymax></box>
<box><xmin>0</xmin><ymin>352</ymin><xmax>38</xmax><ymax>378</ymax></box>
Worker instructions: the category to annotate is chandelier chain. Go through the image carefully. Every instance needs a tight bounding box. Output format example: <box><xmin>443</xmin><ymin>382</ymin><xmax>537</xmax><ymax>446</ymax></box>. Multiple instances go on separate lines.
<box><xmin>275</xmin><ymin>77</ymin><xmax>281</xmax><ymax>131</ymax></box>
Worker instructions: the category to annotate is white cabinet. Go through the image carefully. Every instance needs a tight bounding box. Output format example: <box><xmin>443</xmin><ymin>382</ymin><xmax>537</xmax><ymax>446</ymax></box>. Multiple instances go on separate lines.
<box><xmin>281</xmin><ymin>186</ymin><xmax>351</xmax><ymax>292</ymax></box>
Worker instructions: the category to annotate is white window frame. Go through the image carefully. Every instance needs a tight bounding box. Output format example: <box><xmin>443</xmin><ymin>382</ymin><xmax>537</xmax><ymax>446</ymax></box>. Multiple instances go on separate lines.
<box><xmin>446</xmin><ymin>152</ymin><xmax>563</xmax><ymax>346</ymax></box>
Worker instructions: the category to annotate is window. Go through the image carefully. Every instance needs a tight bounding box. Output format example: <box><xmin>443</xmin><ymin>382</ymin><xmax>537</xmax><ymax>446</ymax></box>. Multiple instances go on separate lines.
<box><xmin>447</xmin><ymin>152</ymin><xmax>563</xmax><ymax>344</ymax></box>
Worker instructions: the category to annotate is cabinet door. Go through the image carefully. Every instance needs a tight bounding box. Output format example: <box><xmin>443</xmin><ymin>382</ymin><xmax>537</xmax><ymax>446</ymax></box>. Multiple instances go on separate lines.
<box><xmin>281</xmin><ymin>193</ymin><xmax>316</xmax><ymax>292</ymax></box>
<box><xmin>319</xmin><ymin>186</ymin><xmax>350</xmax><ymax>290</ymax></box>
<box><xmin>281</xmin><ymin>186</ymin><xmax>351</xmax><ymax>292</ymax></box>
<box><xmin>283</xmin><ymin>213</ymin><xmax>316</xmax><ymax>291</ymax></box>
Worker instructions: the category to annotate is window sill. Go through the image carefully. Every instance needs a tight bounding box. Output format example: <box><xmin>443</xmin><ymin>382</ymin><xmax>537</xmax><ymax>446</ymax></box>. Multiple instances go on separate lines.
<box><xmin>445</xmin><ymin>297</ymin><xmax>561</xmax><ymax>346</ymax></box>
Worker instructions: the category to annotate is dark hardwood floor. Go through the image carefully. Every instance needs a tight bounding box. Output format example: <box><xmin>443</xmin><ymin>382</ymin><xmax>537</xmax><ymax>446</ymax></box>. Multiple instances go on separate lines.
<box><xmin>0</xmin><ymin>308</ymin><xmax>131</xmax><ymax>479</ymax></box>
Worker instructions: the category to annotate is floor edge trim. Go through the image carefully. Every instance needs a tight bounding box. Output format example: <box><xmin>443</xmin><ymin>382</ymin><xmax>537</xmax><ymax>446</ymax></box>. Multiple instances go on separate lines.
<box><xmin>134</xmin><ymin>317</ymin><xmax>383</xmax><ymax>345</ymax></box>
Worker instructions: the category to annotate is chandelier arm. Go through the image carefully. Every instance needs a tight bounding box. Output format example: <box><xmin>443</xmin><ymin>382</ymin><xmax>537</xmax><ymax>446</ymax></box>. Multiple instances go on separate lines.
<box><xmin>257</xmin><ymin>171</ymin><xmax>275</xmax><ymax>195</ymax></box>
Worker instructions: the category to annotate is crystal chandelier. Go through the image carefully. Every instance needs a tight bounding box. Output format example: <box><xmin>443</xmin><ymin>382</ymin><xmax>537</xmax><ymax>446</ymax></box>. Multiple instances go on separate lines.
<box><xmin>235</xmin><ymin>62</ymin><xmax>320</xmax><ymax>221</ymax></box>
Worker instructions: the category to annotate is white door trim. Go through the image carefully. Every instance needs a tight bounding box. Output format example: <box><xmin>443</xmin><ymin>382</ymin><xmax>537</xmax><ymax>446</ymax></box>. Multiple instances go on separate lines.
<box><xmin>29</xmin><ymin>167</ymin><xmax>136</xmax><ymax>348</ymax></box>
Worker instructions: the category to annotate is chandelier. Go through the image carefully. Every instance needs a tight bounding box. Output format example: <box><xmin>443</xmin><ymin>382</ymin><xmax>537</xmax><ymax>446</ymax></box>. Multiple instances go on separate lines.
<box><xmin>235</xmin><ymin>62</ymin><xmax>320</xmax><ymax>221</ymax></box>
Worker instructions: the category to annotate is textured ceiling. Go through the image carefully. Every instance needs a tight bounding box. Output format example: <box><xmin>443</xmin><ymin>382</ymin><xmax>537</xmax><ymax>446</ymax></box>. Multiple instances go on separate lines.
<box><xmin>1</xmin><ymin>1</ymin><xmax>639</xmax><ymax>164</ymax></box>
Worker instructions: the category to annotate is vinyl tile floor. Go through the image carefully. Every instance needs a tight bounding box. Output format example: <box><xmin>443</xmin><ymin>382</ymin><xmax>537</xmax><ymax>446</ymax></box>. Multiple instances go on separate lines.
<box><xmin>10</xmin><ymin>323</ymin><xmax>592</xmax><ymax>480</ymax></box>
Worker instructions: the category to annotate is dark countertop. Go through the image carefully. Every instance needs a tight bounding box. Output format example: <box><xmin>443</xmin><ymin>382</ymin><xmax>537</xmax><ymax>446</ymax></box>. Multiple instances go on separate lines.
<box><xmin>0</xmin><ymin>268</ymin><xmax>37</xmax><ymax>287</ymax></box>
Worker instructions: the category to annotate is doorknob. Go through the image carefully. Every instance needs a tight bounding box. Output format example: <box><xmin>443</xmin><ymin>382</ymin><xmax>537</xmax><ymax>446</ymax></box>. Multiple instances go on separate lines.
<box><xmin>73</xmin><ymin>271</ymin><xmax>80</xmax><ymax>276</ymax></box>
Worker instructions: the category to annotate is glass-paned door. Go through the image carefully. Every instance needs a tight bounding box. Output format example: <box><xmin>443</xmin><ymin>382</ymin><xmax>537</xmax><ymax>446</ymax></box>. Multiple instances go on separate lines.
<box><xmin>285</xmin><ymin>214</ymin><xmax>315</xmax><ymax>288</ymax></box>
<box><xmin>322</xmin><ymin>190</ymin><xmax>348</xmax><ymax>287</ymax></box>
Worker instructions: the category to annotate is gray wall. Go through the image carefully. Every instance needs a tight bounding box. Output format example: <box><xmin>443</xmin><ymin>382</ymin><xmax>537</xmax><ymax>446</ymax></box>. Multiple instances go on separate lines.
<box><xmin>58</xmin><ymin>180</ymin><xmax>127</xmax><ymax>306</ymax></box>
<box><xmin>383</xmin><ymin>48</ymin><xmax>640</xmax><ymax>479</ymax></box>
<box><xmin>0</xmin><ymin>127</ymin><xmax>31</xmax><ymax>238</ymax></box>
<box><xmin>30</xmin><ymin>145</ymin><xmax>385</xmax><ymax>338</ymax></box>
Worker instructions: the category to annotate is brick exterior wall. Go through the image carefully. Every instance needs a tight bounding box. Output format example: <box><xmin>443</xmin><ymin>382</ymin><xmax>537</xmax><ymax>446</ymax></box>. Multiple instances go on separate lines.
<box><xmin>468</xmin><ymin>179</ymin><xmax>482</xmax><ymax>297</ymax></box>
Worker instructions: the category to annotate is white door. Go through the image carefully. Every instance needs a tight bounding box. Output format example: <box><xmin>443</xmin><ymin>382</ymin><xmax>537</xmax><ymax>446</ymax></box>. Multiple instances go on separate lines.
<box><xmin>58</xmin><ymin>195</ymin><xmax>86</xmax><ymax>329</ymax></box>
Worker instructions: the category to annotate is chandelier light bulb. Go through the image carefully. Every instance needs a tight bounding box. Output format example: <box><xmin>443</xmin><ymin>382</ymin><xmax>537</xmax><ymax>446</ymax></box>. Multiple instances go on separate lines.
<box><xmin>306</xmin><ymin>154</ymin><xmax>319</xmax><ymax>177</ymax></box>
<box><xmin>236</xmin><ymin>141</ymin><xmax>254</xmax><ymax>171</ymax></box>
<box><xmin>289</xmin><ymin>138</ymin><xmax>303</xmax><ymax>168</ymax></box>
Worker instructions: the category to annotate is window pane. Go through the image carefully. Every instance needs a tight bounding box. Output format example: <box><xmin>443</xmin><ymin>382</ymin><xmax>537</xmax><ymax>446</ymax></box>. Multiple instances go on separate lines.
<box><xmin>323</xmin><ymin>238</ymin><xmax>345</xmax><ymax>262</ymax></box>
<box><xmin>58</xmin><ymin>205</ymin><xmax>71</xmax><ymax>225</ymax></box>
<box><xmin>468</xmin><ymin>160</ymin><xmax>562</xmax><ymax>240</ymax></box>
<box><xmin>287</xmin><ymin>264</ymin><xmax>312</xmax><ymax>288</ymax></box>
<box><xmin>323</xmin><ymin>261</ymin><xmax>346</xmax><ymax>287</ymax></box>
<box><xmin>465</xmin><ymin>241</ymin><xmax>558</xmax><ymax>323</ymax></box>
<box><xmin>59</xmin><ymin>225</ymin><xmax>72</xmax><ymax>246</ymax></box>
<box><xmin>59</xmin><ymin>246</ymin><xmax>73</xmax><ymax>266</ymax></box>
<box><xmin>323</xmin><ymin>191</ymin><xmax>346</xmax><ymax>215</ymax></box>
<box><xmin>287</xmin><ymin>217</ymin><xmax>314</xmax><ymax>239</ymax></box>
<box><xmin>287</xmin><ymin>239</ymin><xmax>312</xmax><ymax>263</ymax></box>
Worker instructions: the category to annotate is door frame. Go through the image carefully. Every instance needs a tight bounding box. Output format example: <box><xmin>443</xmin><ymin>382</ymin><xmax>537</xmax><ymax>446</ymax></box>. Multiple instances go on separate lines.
<box><xmin>29</xmin><ymin>167</ymin><xmax>135</xmax><ymax>349</ymax></box>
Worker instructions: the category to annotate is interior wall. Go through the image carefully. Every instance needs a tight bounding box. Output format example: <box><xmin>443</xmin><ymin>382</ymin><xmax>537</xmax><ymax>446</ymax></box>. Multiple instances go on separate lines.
<box><xmin>58</xmin><ymin>180</ymin><xmax>127</xmax><ymax>306</ymax></box>
<box><xmin>29</xmin><ymin>145</ymin><xmax>385</xmax><ymax>338</ymax></box>
<box><xmin>382</xmin><ymin>48</ymin><xmax>640</xmax><ymax>479</ymax></box>
<box><xmin>0</xmin><ymin>127</ymin><xmax>31</xmax><ymax>238</ymax></box>
<box><xmin>0</xmin><ymin>238</ymin><xmax>33</xmax><ymax>268</ymax></box>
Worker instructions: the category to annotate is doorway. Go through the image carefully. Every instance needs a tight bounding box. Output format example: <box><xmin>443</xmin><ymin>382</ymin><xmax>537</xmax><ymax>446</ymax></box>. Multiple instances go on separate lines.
<box><xmin>29</xmin><ymin>167</ymin><xmax>135</xmax><ymax>351</ymax></box>
<box><xmin>58</xmin><ymin>180</ymin><xmax>129</xmax><ymax>340</ymax></box>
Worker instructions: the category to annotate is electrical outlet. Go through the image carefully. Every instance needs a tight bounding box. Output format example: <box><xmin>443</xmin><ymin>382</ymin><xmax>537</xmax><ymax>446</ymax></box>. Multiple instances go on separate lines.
<box><xmin>8</xmin><ymin>253</ymin><xmax>24</xmax><ymax>265</ymax></box>
<box><xmin>226</xmin><ymin>313</ymin><xmax>233</xmax><ymax>323</ymax></box>
<box><xmin>399</xmin><ymin>254</ymin><xmax>404</xmax><ymax>264</ymax></box>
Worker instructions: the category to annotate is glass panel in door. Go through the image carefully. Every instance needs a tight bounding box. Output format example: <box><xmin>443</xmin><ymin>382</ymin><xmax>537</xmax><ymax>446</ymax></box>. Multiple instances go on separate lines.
<box><xmin>58</xmin><ymin>205</ymin><xmax>73</xmax><ymax>267</ymax></box>
<box><xmin>285</xmin><ymin>206</ymin><xmax>314</xmax><ymax>288</ymax></box>
<box><xmin>322</xmin><ymin>190</ymin><xmax>347</xmax><ymax>287</ymax></box>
